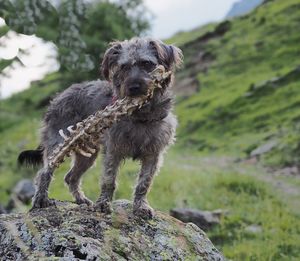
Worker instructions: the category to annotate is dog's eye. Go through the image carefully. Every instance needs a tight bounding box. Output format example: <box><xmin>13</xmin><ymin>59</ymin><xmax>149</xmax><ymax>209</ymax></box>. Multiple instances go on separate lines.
<box><xmin>143</xmin><ymin>61</ymin><xmax>153</xmax><ymax>66</ymax></box>
<box><xmin>141</xmin><ymin>60</ymin><xmax>155</xmax><ymax>70</ymax></box>
<box><xmin>120</xmin><ymin>63</ymin><xmax>130</xmax><ymax>70</ymax></box>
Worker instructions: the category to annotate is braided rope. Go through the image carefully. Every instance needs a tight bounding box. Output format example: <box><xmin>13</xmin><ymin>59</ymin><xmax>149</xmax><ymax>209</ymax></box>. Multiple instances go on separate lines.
<box><xmin>48</xmin><ymin>65</ymin><xmax>172</xmax><ymax>169</ymax></box>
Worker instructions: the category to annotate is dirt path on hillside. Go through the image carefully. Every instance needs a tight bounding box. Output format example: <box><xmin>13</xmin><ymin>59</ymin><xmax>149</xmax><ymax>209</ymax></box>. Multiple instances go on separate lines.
<box><xmin>258</xmin><ymin>174</ymin><xmax>300</xmax><ymax>196</ymax></box>
<box><xmin>179</xmin><ymin>155</ymin><xmax>300</xmax><ymax>209</ymax></box>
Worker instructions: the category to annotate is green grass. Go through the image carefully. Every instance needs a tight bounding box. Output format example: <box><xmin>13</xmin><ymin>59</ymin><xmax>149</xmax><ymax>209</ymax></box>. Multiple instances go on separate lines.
<box><xmin>0</xmin><ymin>73</ymin><xmax>62</xmax><ymax>202</ymax></box>
<box><xmin>165</xmin><ymin>23</ymin><xmax>216</xmax><ymax>46</ymax></box>
<box><xmin>174</xmin><ymin>0</ymin><xmax>300</xmax><ymax>167</ymax></box>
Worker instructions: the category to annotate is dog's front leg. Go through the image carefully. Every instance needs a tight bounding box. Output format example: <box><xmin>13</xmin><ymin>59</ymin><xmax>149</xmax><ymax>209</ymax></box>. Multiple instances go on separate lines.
<box><xmin>133</xmin><ymin>154</ymin><xmax>162</xmax><ymax>219</ymax></box>
<box><xmin>95</xmin><ymin>150</ymin><xmax>121</xmax><ymax>214</ymax></box>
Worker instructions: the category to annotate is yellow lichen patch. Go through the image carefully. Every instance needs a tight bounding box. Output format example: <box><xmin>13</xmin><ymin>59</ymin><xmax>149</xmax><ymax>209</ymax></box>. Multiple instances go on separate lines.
<box><xmin>175</xmin><ymin>234</ymin><xmax>189</xmax><ymax>250</ymax></box>
<box><xmin>111</xmin><ymin>206</ymin><xmax>129</xmax><ymax>228</ymax></box>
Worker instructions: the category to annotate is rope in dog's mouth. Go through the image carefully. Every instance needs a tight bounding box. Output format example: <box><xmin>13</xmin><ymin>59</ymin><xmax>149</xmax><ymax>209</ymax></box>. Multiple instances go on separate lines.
<box><xmin>48</xmin><ymin>65</ymin><xmax>172</xmax><ymax>169</ymax></box>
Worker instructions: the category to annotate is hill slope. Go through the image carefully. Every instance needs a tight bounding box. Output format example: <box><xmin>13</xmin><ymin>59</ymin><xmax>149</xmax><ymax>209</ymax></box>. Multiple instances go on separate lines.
<box><xmin>174</xmin><ymin>0</ymin><xmax>300</xmax><ymax>167</ymax></box>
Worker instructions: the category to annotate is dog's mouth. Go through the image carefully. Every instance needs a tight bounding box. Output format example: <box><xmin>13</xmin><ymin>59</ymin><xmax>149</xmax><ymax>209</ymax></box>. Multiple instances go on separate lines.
<box><xmin>120</xmin><ymin>83</ymin><xmax>149</xmax><ymax>98</ymax></box>
<box><xmin>128</xmin><ymin>88</ymin><xmax>148</xmax><ymax>97</ymax></box>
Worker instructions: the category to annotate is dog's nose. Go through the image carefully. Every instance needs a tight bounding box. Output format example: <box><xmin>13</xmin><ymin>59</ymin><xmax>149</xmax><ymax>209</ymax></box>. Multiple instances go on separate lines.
<box><xmin>129</xmin><ymin>83</ymin><xmax>142</xmax><ymax>95</ymax></box>
<box><xmin>130</xmin><ymin>83</ymin><xmax>141</xmax><ymax>91</ymax></box>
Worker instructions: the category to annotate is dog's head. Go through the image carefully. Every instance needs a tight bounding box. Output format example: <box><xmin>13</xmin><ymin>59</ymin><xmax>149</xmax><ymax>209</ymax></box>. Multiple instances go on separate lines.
<box><xmin>101</xmin><ymin>38</ymin><xmax>183</xmax><ymax>98</ymax></box>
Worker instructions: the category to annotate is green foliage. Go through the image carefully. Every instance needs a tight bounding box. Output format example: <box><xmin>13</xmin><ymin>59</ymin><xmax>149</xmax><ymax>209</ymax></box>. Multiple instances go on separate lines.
<box><xmin>1</xmin><ymin>0</ymin><xmax>150</xmax><ymax>84</ymax></box>
<box><xmin>165</xmin><ymin>23</ymin><xmax>216</xmax><ymax>46</ymax></box>
<box><xmin>77</xmin><ymin>0</ymin><xmax>148</xmax><ymax>82</ymax></box>
<box><xmin>0</xmin><ymin>73</ymin><xmax>62</xmax><ymax>202</ymax></box>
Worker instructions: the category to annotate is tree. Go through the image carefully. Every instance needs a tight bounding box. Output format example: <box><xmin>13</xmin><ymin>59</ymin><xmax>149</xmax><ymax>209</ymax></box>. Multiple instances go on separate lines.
<box><xmin>0</xmin><ymin>0</ymin><xmax>150</xmax><ymax>85</ymax></box>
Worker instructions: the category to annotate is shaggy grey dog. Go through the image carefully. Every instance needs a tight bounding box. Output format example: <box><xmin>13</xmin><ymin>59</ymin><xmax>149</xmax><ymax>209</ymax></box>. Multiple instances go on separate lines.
<box><xmin>18</xmin><ymin>37</ymin><xmax>183</xmax><ymax>219</ymax></box>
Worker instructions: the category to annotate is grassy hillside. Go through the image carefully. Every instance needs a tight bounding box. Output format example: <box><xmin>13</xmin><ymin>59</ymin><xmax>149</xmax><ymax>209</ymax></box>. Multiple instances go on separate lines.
<box><xmin>174</xmin><ymin>0</ymin><xmax>300</xmax><ymax>167</ymax></box>
<box><xmin>165</xmin><ymin>23</ymin><xmax>216</xmax><ymax>46</ymax></box>
<box><xmin>1</xmin><ymin>0</ymin><xmax>300</xmax><ymax>260</ymax></box>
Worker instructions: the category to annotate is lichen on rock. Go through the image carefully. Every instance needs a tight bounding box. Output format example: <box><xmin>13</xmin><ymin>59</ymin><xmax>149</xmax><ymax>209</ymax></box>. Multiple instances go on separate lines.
<box><xmin>0</xmin><ymin>200</ymin><xmax>225</xmax><ymax>260</ymax></box>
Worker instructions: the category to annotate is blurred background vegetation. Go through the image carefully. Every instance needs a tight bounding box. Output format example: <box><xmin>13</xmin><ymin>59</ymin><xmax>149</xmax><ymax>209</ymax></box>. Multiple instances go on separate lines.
<box><xmin>0</xmin><ymin>0</ymin><xmax>300</xmax><ymax>260</ymax></box>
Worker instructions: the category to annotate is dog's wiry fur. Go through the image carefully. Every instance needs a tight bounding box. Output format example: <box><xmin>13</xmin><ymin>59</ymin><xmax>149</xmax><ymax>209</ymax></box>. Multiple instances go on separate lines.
<box><xmin>18</xmin><ymin>37</ymin><xmax>183</xmax><ymax>219</ymax></box>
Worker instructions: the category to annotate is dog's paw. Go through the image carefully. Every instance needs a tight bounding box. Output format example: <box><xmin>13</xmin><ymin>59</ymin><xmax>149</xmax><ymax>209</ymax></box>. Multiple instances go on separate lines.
<box><xmin>133</xmin><ymin>200</ymin><xmax>154</xmax><ymax>220</ymax></box>
<box><xmin>31</xmin><ymin>196</ymin><xmax>55</xmax><ymax>210</ymax></box>
<box><xmin>94</xmin><ymin>199</ymin><xmax>112</xmax><ymax>214</ymax></box>
<box><xmin>75</xmin><ymin>196</ymin><xmax>93</xmax><ymax>206</ymax></box>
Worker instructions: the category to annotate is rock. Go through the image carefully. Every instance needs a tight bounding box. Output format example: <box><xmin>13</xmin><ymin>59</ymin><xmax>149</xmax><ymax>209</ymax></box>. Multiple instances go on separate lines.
<box><xmin>275</xmin><ymin>166</ymin><xmax>299</xmax><ymax>176</ymax></box>
<box><xmin>245</xmin><ymin>224</ymin><xmax>262</xmax><ymax>234</ymax></box>
<box><xmin>5</xmin><ymin>179</ymin><xmax>36</xmax><ymax>213</ymax></box>
<box><xmin>173</xmin><ymin>77</ymin><xmax>200</xmax><ymax>96</ymax></box>
<box><xmin>243</xmin><ymin>157</ymin><xmax>258</xmax><ymax>165</ymax></box>
<box><xmin>170</xmin><ymin>208</ymin><xmax>225</xmax><ymax>231</ymax></box>
<box><xmin>0</xmin><ymin>200</ymin><xmax>225</xmax><ymax>260</ymax></box>
<box><xmin>13</xmin><ymin>179</ymin><xmax>35</xmax><ymax>205</ymax></box>
<box><xmin>250</xmin><ymin>141</ymin><xmax>277</xmax><ymax>157</ymax></box>
<box><xmin>0</xmin><ymin>204</ymin><xmax>6</xmax><ymax>214</ymax></box>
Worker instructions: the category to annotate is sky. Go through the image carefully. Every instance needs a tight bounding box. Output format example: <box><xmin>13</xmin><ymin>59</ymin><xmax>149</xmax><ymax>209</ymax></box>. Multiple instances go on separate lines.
<box><xmin>145</xmin><ymin>0</ymin><xmax>237</xmax><ymax>39</ymax></box>
<box><xmin>0</xmin><ymin>0</ymin><xmax>238</xmax><ymax>99</ymax></box>
<box><xmin>0</xmin><ymin>29</ymin><xmax>59</xmax><ymax>98</ymax></box>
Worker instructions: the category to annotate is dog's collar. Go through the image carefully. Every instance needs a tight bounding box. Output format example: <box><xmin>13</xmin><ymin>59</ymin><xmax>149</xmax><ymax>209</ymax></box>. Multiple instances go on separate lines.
<box><xmin>109</xmin><ymin>96</ymin><xmax>168</xmax><ymax>123</ymax></box>
<box><xmin>131</xmin><ymin>98</ymin><xmax>171</xmax><ymax>123</ymax></box>
<box><xmin>132</xmin><ymin>112</ymin><xmax>168</xmax><ymax>123</ymax></box>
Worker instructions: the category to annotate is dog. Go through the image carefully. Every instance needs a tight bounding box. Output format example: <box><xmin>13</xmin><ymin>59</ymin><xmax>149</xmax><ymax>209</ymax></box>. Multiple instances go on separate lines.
<box><xmin>18</xmin><ymin>37</ymin><xmax>183</xmax><ymax>219</ymax></box>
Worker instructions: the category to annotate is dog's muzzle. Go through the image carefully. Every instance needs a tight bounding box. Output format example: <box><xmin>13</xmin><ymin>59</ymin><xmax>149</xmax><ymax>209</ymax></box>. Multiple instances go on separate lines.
<box><xmin>126</xmin><ymin>78</ymin><xmax>150</xmax><ymax>97</ymax></box>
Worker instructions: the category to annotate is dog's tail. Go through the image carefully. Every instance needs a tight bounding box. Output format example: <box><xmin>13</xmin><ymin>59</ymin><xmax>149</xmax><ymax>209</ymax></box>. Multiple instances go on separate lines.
<box><xmin>18</xmin><ymin>145</ymin><xmax>44</xmax><ymax>167</ymax></box>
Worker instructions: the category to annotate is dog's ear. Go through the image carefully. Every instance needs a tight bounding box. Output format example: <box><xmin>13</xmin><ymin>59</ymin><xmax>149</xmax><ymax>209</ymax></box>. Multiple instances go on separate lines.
<box><xmin>101</xmin><ymin>41</ymin><xmax>122</xmax><ymax>81</ymax></box>
<box><xmin>149</xmin><ymin>40</ymin><xmax>183</xmax><ymax>70</ymax></box>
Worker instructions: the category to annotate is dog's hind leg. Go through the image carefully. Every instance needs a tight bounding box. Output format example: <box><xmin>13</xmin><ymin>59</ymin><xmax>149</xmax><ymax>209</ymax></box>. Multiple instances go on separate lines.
<box><xmin>32</xmin><ymin>164</ymin><xmax>55</xmax><ymax>209</ymax></box>
<box><xmin>64</xmin><ymin>153</ymin><xmax>98</xmax><ymax>206</ymax></box>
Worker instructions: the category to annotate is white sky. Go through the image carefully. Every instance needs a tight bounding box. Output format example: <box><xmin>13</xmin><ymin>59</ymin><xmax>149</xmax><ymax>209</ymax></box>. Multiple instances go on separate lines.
<box><xmin>0</xmin><ymin>0</ymin><xmax>238</xmax><ymax>99</ymax></box>
<box><xmin>0</xmin><ymin>29</ymin><xmax>58</xmax><ymax>98</ymax></box>
<box><xmin>145</xmin><ymin>0</ymin><xmax>237</xmax><ymax>38</ymax></box>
